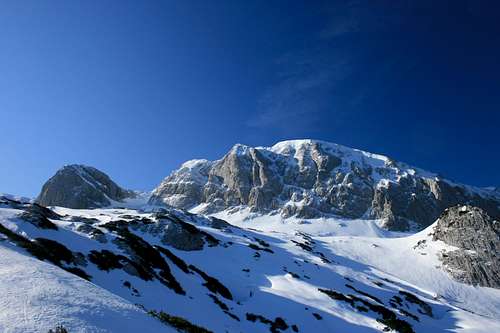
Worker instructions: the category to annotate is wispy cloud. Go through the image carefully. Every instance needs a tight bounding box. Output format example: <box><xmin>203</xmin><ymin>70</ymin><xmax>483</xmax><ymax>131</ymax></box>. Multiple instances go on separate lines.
<box><xmin>247</xmin><ymin>1</ymin><xmax>420</xmax><ymax>134</ymax></box>
<box><xmin>248</xmin><ymin>52</ymin><xmax>349</xmax><ymax>132</ymax></box>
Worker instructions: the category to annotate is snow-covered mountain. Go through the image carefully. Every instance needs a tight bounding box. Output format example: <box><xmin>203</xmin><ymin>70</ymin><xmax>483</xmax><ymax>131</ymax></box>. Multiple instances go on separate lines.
<box><xmin>150</xmin><ymin>140</ymin><xmax>500</xmax><ymax>231</ymax></box>
<box><xmin>1</xmin><ymin>139</ymin><xmax>499</xmax><ymax>332</ymax></box>
<box><xmin>0</xmin><ymin>193</ymin><xmax>499</xmax><ymax>332</ymax></box>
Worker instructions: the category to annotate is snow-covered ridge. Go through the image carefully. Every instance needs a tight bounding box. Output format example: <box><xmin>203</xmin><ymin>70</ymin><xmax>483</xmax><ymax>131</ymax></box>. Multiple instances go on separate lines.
<box><xmin>0</xmin><ymin>193</ymin><xmax>32</xmax><ymax>203</ymax></box>
<box><xmin>150</xmin><ymin>139</ymin><xmax>500</xmax><ymax>231</ymax></box>
<box><xmin>180</xmin><ymin>159</ymin><xmax>212</xmax><ymax>170</ymax></box>
<box><xmin>269</xmin><ymin>139</ymin><xmax>391</xmax><ymax>165</ymax></box>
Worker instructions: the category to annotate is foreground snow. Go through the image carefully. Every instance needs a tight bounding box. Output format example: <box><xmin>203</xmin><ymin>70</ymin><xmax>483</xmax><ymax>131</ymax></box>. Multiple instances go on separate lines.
<box><xmin>0</xmin><ymin>243</ymin><xmax>170</xmax><ymax>333</ymax></box>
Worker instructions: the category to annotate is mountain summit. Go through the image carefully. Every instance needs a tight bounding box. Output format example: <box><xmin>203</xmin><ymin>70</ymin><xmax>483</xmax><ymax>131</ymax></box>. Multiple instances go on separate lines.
<box><xmin>149</xmin><ymin>139</ymin><xmax>500</xmax><ymax>230</ymax></box>
<box><xmin>36</xmin><ymin>164</ymin><xmax>135</xmax><ymax>209</ymax></box>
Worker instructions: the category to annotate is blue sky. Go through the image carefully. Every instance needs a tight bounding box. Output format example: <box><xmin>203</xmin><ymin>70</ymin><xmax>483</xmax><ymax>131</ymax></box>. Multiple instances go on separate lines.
<box><xmin>1</xmin><ymin>0</ymin><xmax>499</xmax><ymax>196</ymax></box>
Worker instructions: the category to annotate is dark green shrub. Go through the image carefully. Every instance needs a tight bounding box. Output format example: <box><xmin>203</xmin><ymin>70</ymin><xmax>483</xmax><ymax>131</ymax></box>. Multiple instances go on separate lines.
<box><xmin>47</xmin><ymin>325</ymin><xmax>68</xmax><ymax>333</ymax></box>
<box><xmin>149</xmin><ymin>310</ymin><xmax>213</xmax><ymax>333</ymax></box>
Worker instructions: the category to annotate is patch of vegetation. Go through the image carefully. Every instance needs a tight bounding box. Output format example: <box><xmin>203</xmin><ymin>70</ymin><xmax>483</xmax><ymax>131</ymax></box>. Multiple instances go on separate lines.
<box><xmin>248</xmin><ymin>243</ymin><xmax>274</xmax><ymax>253</ymax></box>
<box><xmin>91</xmin><ymin>221</ymin><xmax>189</xmax><ymax>291</ymax></box>
<box><xmin>291</xmin><ymin>240</ymin><xmax>313</xmax><ymax>252</ymax></box>
<box><xmin>122</xmin><ymin>280</ymin><xmax>140</xmax><ymax>296</ymax></box>
<box><xmin>208</xmin><ymin>293</ymin><xmax>229</xmax><ymax>310</ymax></box>
<box><xmin>254</xmin><ymin>237</ymin><xmax>270</xmax><ymax>247</ymax></box>
<box><xmin>314</xmin><ymin>251</ymin><xmax>332</xmax><ymax>264</ymax></box>
<box><xmin>113</xmin><ymin>228</ymin><xmax>185</xmax><ymax>295</ymax></box>
<box><xmin>88</xmin><ymin>250</ymin><xmax>126</xmax><ymax>271</ymax></box>
<box><xmin>33</xmin><ymin>238</ymin><xmax>78</xmax><ymax>265</ymax></box>
<box><xmin>399</xmin><ymin>309</ymin><xmax>419</xmax><ymax>322</ymax></box>
<box><xmin>76</xmin><ymin>224</ymin><xmax>106</xmax><ymax>242</ymax></box>
<box><xmin>390</xmin><ymin>295</ymin><xmax>403</xmax><ymax>307</ymax></box>
<box><xmin>225</xmin><ymin>311</ymin><xmax>240</xmax><ymax>321</ymax></box>
<box><xmin>158</xmin><ymin>213</ymin><xmax>220</xmax><ymax>247</ymax></box>
<box><xmin>155</xmin><ymin>245</ymin><xmax>191</xmax><ymax>273</ymax></box>
<box><xmin>148</xmin><ymin>310</ymin><xmax>213</xmax><ymax>333</ymax></box>
<box><xmin>345</xmin><ymin>284</ymin><xmax>384</xmax><ymax>304</ymax></box>
<box><xmin>0</xmin><ymin>223</ymin><xmax>44</xmax><ymax>257</ymax></box>
<box><xmin>63</xmin><ymin>266</ymin><xmax>91</xmax><ymax>281</ymax></box>
<box><xmin>189</xmin><ymin>264</ymin><xmax>233</xmax><ymax>300</ymax></box>
<box><xmin>248</xmin><ymin>243</ymin><xmax>261</xmax><ymax>251</ymax></box>
<box><xmin>68</xmin><ymin>216</ymin><xmax>100</xmax><ymax>224</ymax></box>
<box><xmin>0</xmin><ymin>224</ymin><xmax>92</xmax><ymax>280</ymax></box>
<box><xmin>208</xmin><ymin>294</ymin><xmax>240</xmax><ymax>321</ymax></box>
<box><xmin>47</xmin><ymin>325</ymin><xmax>69</xmax><ymax>333</ymax></box>
<box><xmin>0</xmin><ymin>224</ymin><xmax>87</xmax><ymax>267</ymax></box>
<box><xmin>100</xmin><ymin>219</ymin><xmax>129</xmax><ymax>232</ymax></box>
<box><xmin>200</xmin><ymin>230</ymin><xmax>220</xmax><ymax>247</ymax></box>
<box><xmin>376</xmin><ymin>317</ymin><xmax>414</xmax><ymax>333</ymax></box>
<box><xmin>318</xmin><ymin>288</ymin><xmax>414</xmax><ymax>333</ymax></box>
<box><xmin>295</xmin><ymin>232</ymin><xmax>314</xmax><ymax>244</ymax></box>
<box><xmin>282</xmin><ymin>267</ymin><xmax>300</xmax><ymax>279</ymax></box>
<box><xmin>208</xmin><ymin>216</ymin><xmax>232</xmax><ymax>230</ymax></box>
<box><xmin>127</xmin><ymin>217</ymin><xmax>156</xmax><ymax>229</ymax></box>
<box><xmin>246</xmin><ymin>313</ymin><xmax>290</xmax><ymax>333</ymax></box>
<box><xmin>399</xmin><ymin>291</ymin><xmax>433</xmax><ymax>317</ymax></box>
<box><xmin>19</xmin><ymin>204</ymin><xmax>60</xmax><ymax>230</ymax></box>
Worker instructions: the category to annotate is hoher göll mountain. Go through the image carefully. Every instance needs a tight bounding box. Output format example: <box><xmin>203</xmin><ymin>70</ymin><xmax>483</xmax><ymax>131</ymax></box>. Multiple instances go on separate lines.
<box><xmin>1</xmin><ymin>139</ymin><xmax>499</xmax><ymax>333</ymax></box>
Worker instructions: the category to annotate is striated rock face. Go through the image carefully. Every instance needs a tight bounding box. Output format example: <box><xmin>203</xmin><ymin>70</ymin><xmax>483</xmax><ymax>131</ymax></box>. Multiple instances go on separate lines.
<box><xmin>149</xmin><ymin>140</ymin><xmax>500</xmax><ymax>231</ymax></box>
<box><xmin>37</xmin><ymin>165</ymin><xmax>135</xmax><ymax>209</ymax></box>
<box><xmin>433</xmin><ymin>205</ymin><xmax>499</xmax><ymax>288</ymax></box>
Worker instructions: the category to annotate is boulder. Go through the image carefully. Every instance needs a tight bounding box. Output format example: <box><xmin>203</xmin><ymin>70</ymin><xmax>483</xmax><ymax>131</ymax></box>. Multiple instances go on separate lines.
<box><xmin>433</xmin><ymin>205</ymin><xmax>499</xmax><ymax>288</ymax></box>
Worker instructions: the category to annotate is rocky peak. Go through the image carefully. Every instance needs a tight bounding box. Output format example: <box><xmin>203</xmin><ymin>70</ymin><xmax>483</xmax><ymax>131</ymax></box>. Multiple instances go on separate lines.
<box><xmin>149</xmin><ymin>140</ymin><xmax>500</xmax><ymax>231</ymax></box>
<box><xmin>432</xmin><ymin>205</ymin><xmax>499</xmax><ymax>288</ymax></box>
<box><xmin>36</xmin><ymin>164</ymin><xmax>135</xmax><ymax>209</ymax></box>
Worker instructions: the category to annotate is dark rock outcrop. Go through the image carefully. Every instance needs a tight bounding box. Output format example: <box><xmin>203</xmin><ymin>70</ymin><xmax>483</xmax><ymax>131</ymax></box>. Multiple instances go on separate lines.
<box><xmin>433</xmin><ymin>205</ymin><xmax>499</xmax><ymax>288</ymax></box>
<box><xmin>149</xmin><ymin>140</ymin><xmax>500</xmax><ymax>231</ymax></box>
<box><xmin>36</xmin><ymin>165</ymin><xmax>135</xmax><ymax>209</ymax></box>
<box><xmin>19</xmin><ymin>203</ymin><xmax>62</xmax><ymax>230</ymax></box>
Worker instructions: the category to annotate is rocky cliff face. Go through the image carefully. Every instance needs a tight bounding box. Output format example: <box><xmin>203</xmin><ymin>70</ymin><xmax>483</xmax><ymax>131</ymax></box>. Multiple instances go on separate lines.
<box><xmin>37</xmin><ymin>165</ymin><xmax>135</xmax><ymax>209</ymax></box>
<box><xmin>149</xmin><ymin>140</ymin><xmax>500</xmax><ymax>231</ymax></box>
<box><xmin>432</xmin><ymin>205</ymin><xmax>499</xmax><ymax>288</ymax></box>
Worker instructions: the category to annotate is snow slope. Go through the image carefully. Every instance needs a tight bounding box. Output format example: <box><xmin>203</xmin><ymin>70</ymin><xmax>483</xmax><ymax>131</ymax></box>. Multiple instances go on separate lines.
<box><xmin>0</xmin><ymin>243</ymin><xmax>171</xmax><ymax>333</ymax></box>
<box><xmin>0</xmin><ymin>196</ymin><xmax>498</xmax><ymax>333</ymax></box>
<box><xmin>213</xmin><ymin>208</ymin><xmax>500</xmax><ymax>319</ymax></box>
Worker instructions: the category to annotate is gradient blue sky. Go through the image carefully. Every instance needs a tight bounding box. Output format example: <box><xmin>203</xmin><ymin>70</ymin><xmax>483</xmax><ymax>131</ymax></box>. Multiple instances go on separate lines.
<box><xmin>1</xmin><ymin>0</ymin><xmax>499</xmax><ymax>197</ymax></box>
